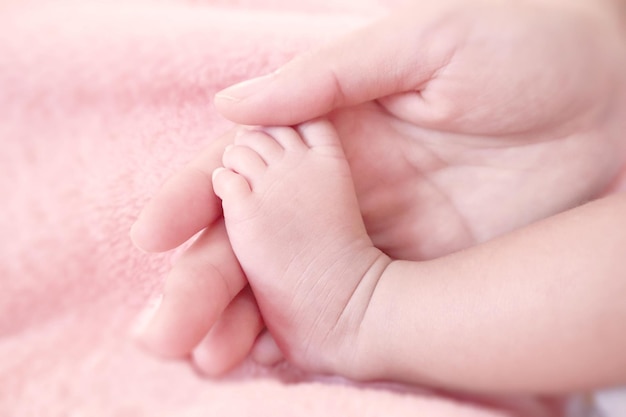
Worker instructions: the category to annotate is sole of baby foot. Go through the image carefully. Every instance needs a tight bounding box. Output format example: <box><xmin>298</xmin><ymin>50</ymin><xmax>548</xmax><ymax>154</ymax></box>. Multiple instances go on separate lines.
<box><xmin>212</xmin><ymin>120</ymin><xmax>391</xmax><ymax>377</ymax></box>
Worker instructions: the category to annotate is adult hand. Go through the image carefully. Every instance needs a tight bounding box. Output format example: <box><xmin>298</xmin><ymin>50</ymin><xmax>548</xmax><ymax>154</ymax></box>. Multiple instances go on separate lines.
<box><xmin>131</xmin><ymin>0</ymin><xmax>626</xmax><ymax>376</ymax></box>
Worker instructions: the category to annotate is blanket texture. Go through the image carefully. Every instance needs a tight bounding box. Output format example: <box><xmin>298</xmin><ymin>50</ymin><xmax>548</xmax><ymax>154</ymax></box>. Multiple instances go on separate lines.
<box><xmin>0</xmin><ymin>1</ymin><xmax>592</xmax><ymax>415</ymax></box>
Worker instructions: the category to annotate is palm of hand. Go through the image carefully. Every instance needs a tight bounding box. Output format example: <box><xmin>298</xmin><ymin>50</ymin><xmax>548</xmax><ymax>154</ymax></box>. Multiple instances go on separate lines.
<box><xmin>331</xmin><ymin>3</ymin><xmax>626</xmax><ymax>260</ymax></box>
<box><xmin>332</xmin><ymin>105</ymin><xmax>611</xmax><ymax>262</ymax></box>
<box><xmin>135</xmin><ymin>0</ymin><xmax>626</xmax><ymax>372</ymax></box>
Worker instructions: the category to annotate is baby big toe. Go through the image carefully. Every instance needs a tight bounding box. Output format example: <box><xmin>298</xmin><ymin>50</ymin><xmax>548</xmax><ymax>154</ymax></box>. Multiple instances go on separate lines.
<box><xmin>212</xmin><ymin>167</ymin><xmax>251</xmax><ymax>203</ymax></box>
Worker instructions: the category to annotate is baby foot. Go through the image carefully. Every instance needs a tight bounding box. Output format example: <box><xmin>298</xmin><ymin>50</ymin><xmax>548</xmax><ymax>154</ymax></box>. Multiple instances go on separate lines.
<box><xmin>212</xmin><ymin>120</ymin><xmax>391</xmax><ymax>375</ymax></box>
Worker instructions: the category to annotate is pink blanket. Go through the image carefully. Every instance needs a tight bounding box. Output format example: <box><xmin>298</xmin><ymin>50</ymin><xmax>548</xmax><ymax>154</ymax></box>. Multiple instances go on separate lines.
<box><xmin>0</xmin><ymin>1</ymin><xmax>584</xmax><ymax>415</ymax></box>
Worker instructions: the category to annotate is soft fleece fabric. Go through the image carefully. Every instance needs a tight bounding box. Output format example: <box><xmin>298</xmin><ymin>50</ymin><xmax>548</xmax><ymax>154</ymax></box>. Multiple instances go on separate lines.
<box><xmin>0</xmin><ymin>1</ymin><xmax>589</xmax><ymax>415</ymax></box>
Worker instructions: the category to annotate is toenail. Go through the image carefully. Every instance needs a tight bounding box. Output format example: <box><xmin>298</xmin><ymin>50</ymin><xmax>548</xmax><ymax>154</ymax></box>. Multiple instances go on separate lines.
<box><xmin>212</xmin><ymin>167</ymin><xmax>226</xmax><ymax>182</ymax></box>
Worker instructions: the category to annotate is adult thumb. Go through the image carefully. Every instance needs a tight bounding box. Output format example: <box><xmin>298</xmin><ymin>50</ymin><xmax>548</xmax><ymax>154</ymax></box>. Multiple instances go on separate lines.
<box><xmin>214</xmin><ymin>5</ymin><xmax>458</xmax><ymax>126</ymax></box>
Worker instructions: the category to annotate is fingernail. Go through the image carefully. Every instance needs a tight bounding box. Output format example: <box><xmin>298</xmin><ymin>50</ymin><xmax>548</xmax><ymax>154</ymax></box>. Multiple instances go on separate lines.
<box><xmin>169</xmin><ymin>246</ymin><xmax>186</xmax><ymax>267</ymax></box>
<box><xmin>215</xmin><ymin>73</ymin><xmax>275</xmax><ymax>102</ymax></box>
<box><xmin>129</xmin><ymin>221</ymin><xmax>149</xmax><ymax>254</ymax></box>
<box><xmin>131</xmin><ymin>294</ymin><xmax>163</xmax><ymax>338</ymax></box>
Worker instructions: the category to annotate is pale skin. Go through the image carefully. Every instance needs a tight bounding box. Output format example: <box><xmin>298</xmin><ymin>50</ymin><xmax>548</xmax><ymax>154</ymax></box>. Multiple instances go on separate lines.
<box><xmin>131</xmin><ymin>0</ymin><xmax>626</xmax><ymax>393</ymax></box>
<box><xmin>212</xmin><ymin>120</ymin><xmax>626</xmax><ymax>394</ymax></box>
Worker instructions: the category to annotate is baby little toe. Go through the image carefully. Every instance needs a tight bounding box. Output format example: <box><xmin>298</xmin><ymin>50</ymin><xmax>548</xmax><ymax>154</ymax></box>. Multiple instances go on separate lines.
<box><xmin>212</xmin><ymin>167</ymin><xmax>252</xmax><ymax>202</ymax></box>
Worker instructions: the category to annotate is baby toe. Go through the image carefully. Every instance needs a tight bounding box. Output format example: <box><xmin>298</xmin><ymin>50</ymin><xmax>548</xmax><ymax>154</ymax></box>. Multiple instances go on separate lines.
<box><xmin>235</xmin><ymin>129</ymin><xmax>284</xmax><ymax>164</ymax></box>
<box><xmin>222</xmin><ymin>144</ymin><xmax>267</xmax><ymax>188</ymax></box>
<box><xmin>212</xmin><ymin>167</ymin><xmax>252</xmax><ymax>203</ymax></box>
<box><xmin>297</xmin><ymin>119</ymin><xmax>342</xmax><ymax>149</ymax></box>
<box><xmin>262</xmin><ymin>126</ymin><xmax>307</xmax><ymax>151</ymax></box>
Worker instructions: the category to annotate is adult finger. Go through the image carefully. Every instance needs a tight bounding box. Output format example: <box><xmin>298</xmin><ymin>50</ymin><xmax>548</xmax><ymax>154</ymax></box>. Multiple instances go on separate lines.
<box><xmin>192</xmin><ymin>286</ymin><xmax>264</xmax><ymax>376</ymax></box>
<box><xmin>214</xmin><ymin>3</ymin><xmax>459</xmax><ymax>125</ymax></box>
<box><xmin>134</xmin><ymin>220</ymin><xmax>248</xmax><ymax>358</ymax></box>
<box><xmin>131</xmin><ymin>129</ymin><xmax>236</xmax><ymax>253</ymax></box>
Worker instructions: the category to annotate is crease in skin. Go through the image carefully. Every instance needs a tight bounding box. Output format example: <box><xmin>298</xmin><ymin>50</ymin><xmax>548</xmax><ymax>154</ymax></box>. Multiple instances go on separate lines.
<box><xmin>337</xmin><ymin>251</ymin><xmax>391</xmax><ymax>348</ymax></box>
<box><xmin>129</xmin><ymin>0</ymin><xmax>626</xmax><ymax>404</ymax></box>
<box><xmin>8</xmin><ymin>0</ymin><xmax>624</xmax><ymax>415</ymax></box>
<box><xmin>371</xmin><ymin>126</ymin><xmax>475</xmax><ymax>258</ymax></box>
<box><xmin>326</xmin><ymin>63</ymin><xmax>350</xmax><ymax>111</ymax></box>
